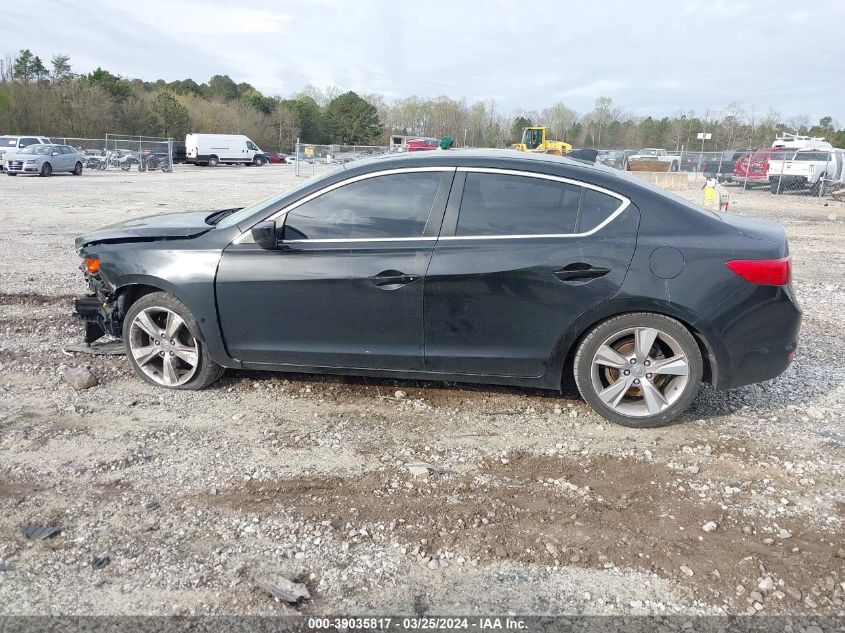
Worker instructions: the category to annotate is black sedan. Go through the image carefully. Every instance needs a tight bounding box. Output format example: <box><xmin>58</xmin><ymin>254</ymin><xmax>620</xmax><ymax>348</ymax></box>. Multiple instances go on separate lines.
<box><xmin>74</xmin><ymin>150</ymin><xmax>801</xmax><ymax>427</ymax></box>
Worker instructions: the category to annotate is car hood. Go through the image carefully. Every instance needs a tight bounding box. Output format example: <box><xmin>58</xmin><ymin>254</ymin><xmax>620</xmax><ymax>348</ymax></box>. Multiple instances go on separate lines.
<box><xmin>75</xmin><ymin>210</ymin><xmax>215</xmax><ymax>249</ymax></box>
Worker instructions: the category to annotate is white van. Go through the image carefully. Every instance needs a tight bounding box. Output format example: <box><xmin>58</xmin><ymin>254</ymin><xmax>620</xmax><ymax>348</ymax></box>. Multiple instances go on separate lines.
<box><xmin>185</xmin><ymin>134</ymin><xmax>266</xmax><ymax>167</ymax></box>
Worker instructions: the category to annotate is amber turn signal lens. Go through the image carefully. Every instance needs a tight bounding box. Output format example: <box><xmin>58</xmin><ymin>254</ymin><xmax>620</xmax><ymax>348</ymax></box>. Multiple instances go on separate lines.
<box><xmin>84</xmin><ymin>257</ymin><xmax>100</xmax><ymax>274</ymax></box>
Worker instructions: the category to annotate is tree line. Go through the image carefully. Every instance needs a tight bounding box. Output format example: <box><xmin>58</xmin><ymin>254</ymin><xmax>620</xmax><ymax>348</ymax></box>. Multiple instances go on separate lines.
<box><xmin>1</xmin><ymin>49</ymin><xmax>843</xmax><ymax>153</ymax></box>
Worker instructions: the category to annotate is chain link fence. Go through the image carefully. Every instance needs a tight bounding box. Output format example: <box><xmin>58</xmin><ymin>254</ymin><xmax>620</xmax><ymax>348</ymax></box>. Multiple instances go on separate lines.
<box><xmin>42</xmin><ymin>135</ymin><xmax>174</xmax><ymax>172</ymax></box>
<box><xmin>291</xmin><ymin>139</ymin><xmax>845</xmax><ymax>204</ymax></box>
<box><xmin>595</xmin><ymin>145</ymin><xmax>844</xmax><ymax>204</ymax></box>
<box><xmin>293</xmin><ymin>141</ymin><xmax>390</xmax><ymax>177</ymax></box>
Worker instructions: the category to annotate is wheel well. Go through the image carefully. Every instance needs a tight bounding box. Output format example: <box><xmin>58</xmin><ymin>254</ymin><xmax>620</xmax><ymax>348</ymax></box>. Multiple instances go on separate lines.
<box><xmin>116</xmin><ymin>284</ymin><xmax>164</xmax><ymax>334</ymax></box>
<box><xmin>561</xmin><ymin>310</ymin><xmax>715</xmax><ymax>387</ymax></box>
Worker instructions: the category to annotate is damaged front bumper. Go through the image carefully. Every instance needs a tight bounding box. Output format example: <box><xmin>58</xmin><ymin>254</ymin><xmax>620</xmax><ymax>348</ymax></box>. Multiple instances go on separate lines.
<box><xmin>74</xmin><ymin>257</ymin><xmax>124</xmax><ymax>344</ymax></box>
<box><xmin>74</xmin><ymin>294</ymin><xmax>123</xmax><ymax>344</ymax></box>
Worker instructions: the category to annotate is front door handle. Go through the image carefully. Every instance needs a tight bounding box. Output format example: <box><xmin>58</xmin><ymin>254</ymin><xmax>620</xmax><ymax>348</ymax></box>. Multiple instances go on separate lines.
<box><xmin>554</xmin><ymin>263</ymin><xmax>611</xmax><ymax>284</ymax></box>
<box><xmin>369</xmin><ymin>270</ymin><xmax>420</xmax><ymax>289</ymax></box>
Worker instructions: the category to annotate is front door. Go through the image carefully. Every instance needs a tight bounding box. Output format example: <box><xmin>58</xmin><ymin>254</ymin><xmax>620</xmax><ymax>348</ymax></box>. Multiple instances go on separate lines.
<box><xmin>216</xmin><ymin>169</ymin><xmax>453</xmax><ymax>370</ymax></box>
<box><xmin>423</xmin><ymin>169</ymin><xmax>639</xmax><ymax>378</ymax></box>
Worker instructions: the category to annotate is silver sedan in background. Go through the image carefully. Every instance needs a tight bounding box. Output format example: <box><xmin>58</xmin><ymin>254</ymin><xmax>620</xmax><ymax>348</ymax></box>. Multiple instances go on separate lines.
<box><xmin>4</xmin><ymin>144</ymin><xmax>85</xmax><ymax>176</ymax></box>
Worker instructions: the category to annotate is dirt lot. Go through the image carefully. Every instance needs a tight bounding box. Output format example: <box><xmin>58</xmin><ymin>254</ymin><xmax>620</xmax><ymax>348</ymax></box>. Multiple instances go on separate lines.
<box><xmin>0</xmin><ymin>164</ymin><xmax>843</xmax><ymax>617</ymax></box>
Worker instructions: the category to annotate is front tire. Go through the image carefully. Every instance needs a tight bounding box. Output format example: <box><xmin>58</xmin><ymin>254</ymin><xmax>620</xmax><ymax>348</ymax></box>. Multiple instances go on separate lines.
<box><xmin>208</xmin><ymin>155</ymin><xmax>219</xmax><ymax>167</ymax></box>
<box><xmin>573</xmin><ymin>313</ymin><xmax>703</xmax><ymax>427</ymax></box>
<box><xmin>123</xmin><ymin>292</ymin><xmax>225</xmax><ymax>390</ymax></box>
<box><xmin>40</xmin><ymin>162</ymin><xmax>52</xmax><ymax>177</ymax></box>
<box><xmin>73</xmin><ymin>162</ymin><xmax>83</xmax><ymax>175</ymax></box>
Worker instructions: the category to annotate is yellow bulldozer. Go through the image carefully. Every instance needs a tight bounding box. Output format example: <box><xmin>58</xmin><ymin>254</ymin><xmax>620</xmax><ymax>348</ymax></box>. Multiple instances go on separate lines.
<box><xmin>514</xmin><ymin>126</ymin><xmax>572</xmax><ymax>156</ymax></box>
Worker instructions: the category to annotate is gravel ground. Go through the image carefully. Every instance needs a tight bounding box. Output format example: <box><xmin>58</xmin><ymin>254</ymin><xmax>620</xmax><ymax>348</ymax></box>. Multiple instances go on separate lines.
<box><xmin>0</xmin><ymin>164</ymin><xmax>843</xmax><ymax>617</ymax></box>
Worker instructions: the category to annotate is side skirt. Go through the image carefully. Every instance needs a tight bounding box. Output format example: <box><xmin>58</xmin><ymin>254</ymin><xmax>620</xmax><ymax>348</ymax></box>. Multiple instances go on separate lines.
<box><xmin>238</xmin><ymin>361</ymin><xmax>560</xmax><ymax>390</ymax></box>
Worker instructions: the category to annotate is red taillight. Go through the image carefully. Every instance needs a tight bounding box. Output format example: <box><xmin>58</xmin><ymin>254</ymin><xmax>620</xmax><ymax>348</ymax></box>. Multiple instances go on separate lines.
<box><xmin>726</xmin><ymin>257</ymin><xmax>790</xmax><ymax>286</ymax></box>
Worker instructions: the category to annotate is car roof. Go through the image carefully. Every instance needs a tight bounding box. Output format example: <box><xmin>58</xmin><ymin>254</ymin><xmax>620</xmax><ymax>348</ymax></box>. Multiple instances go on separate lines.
<box><xmin>348</xmin><ymin>148</ymin><xmax>611</xmax><ymax>171</ymax></box>
<box><xmin>336</xmin><ymin>148</ymin><xmax>662</xmax><ymax>201</ymax></box>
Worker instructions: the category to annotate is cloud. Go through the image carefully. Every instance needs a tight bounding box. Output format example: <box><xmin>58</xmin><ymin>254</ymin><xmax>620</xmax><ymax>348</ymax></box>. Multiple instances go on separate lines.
<box><xmin>560</xmin><ymin>81</ymin><xmax>628</xmax><ymax>98</ymax></box>
<box><xmin>2</xmin><ymin>0</ymin><xmax>843</xmax><ymax>121</ymax></box>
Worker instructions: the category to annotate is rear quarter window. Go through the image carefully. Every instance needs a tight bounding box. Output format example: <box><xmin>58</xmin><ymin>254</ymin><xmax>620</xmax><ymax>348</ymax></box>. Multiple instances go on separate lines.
<box><xmin>578</xmin><ymin>188</ymin><xmax>623</xmax><ymax>232</ymax></box>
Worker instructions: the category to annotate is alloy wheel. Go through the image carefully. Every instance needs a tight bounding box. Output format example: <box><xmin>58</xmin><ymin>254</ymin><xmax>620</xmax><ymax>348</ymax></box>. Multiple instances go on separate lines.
<box><xmin>590</xmin><ymin>326</ymin><xmax>690</xmax><ymax>418</ymax></box>
<box><xmin>128</xmin><ymin>306</ymin><xmax>199</xmax><ymax>386</ymax></box>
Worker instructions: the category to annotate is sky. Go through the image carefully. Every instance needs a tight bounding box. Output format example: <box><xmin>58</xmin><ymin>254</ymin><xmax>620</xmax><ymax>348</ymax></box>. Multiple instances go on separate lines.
<box><xmin>3</xmin><ymin>0</ymin><xmax>844</xmax><ymax>123</ymax></box>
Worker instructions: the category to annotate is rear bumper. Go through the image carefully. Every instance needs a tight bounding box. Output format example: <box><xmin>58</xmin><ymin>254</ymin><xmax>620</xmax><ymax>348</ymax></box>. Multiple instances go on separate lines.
<box><xmin>714</xmin><ymin>286</ymin><xmax>802</xmax><ymax>390</ymax></box>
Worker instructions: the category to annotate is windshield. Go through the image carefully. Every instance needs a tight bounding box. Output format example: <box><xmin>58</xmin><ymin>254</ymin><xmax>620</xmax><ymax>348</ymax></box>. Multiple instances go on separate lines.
<box><xmin>521</xmin><ymin>128</ymin><xmax>543</xmax><ymax>150</ymax></box>
<box><xmin>20</xmin><ymin>145</ymin><xmax>51</xmax><ymax>155</ymax></box>
<box><xmin>214</xmin><ymin>171</ymin><xmax>341</xmax><ymax>229</ymax></box>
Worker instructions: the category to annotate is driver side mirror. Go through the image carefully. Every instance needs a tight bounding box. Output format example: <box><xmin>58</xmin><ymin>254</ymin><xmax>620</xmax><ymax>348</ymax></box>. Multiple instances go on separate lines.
<box><xmin>251</xmin><ymin>220</ymin><xmax>279</xmax><ymax>250</ymax></box>
<box><xmin>51</xmin><ymin>150</ymin><xmax>60</xmax><ymax>156</ymax></box>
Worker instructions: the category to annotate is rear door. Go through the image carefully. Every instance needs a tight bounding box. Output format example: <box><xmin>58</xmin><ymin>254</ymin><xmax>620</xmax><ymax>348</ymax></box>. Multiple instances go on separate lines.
<box><xmin>216</xmin><ymin>168</ymin><xmax>453</xmax><ymax>370</ymax></box>
<box><xmin>423</xmin><ymin>168</ymin><xmax>640</xmax><ymax>378</ymax></box>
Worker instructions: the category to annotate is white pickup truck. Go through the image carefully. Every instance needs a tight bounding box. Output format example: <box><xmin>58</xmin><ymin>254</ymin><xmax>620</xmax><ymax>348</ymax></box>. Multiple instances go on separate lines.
<box><xmin>768</xmin><ymin>149</ymin><xmax>845</xmax><ymax>195</ymax></box>
<box><xmin>626</xmin><ymin>148</ymin><xmax>681</xmax><ymax>172</ymax></box>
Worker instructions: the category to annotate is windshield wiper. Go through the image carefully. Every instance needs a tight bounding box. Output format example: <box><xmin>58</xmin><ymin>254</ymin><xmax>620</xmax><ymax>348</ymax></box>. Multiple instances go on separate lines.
<box><xmin>205</xmin><ymin>208</ymin><xmax>241</xmax><ymax>226</ymax></box>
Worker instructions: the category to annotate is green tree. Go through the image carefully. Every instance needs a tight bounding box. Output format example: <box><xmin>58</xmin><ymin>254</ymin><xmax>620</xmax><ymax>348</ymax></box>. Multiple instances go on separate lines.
<box><xmin>324</xmin><ymin>91</ymin><xmax>383</xmax><ymax>144</ymax></box>
<box><xmin>281</xmin><ymin>95</ymin><xmax>324</xmax><ymax>142</ymax></box>
<box><xmin>153</xmin><ymin>91</ymin><xmax>190</xmax><ymax>137</ymax></box>
<box><xmin>12</xmin><ymin>49</ymin><xmax>36</xmax><ymax>82</ymax></box>
<box><xmin>808</xmin><ymin>115</ymin><xmax>835</xmax><ymax>140</ymax></box>
<box><xmin>169</xmin><ymin>78</ymin><xmax>202</xmax><ymax>96</ymax></box>
<box><xmin>204</xmin><ymin>74</ymin><xmax>238</xmax><ymax>101</ymax></box>
<box><xmin>50</xmin><ymin>54</ymin><xmax>73</xmax><ymax>82</ymax></box>
<box><xmin>88</xmin><ymin>67</ymin><xmax>133</xmax><ymax>101</ymax></box>
<box><xmin>31</xmin><ymin>56</ymin><xmax>47</xmax><ymax>82</ymax></box>
<box><xmin>510</xmin><ymin>115</ymin><xmax>532</xmax><ymax>143</ymax></box>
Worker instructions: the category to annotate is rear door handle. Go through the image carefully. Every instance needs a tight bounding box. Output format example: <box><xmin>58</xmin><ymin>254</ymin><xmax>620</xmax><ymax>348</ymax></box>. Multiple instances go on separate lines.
<box><xmin>554</xmin><ymin>263</ymin><xmax>611</xmax><ymax>284</ymax></box>
<box><xmin>369</xmin><ymin>270</ymin><xmax>420</xmax><ymax>289</ymax></box>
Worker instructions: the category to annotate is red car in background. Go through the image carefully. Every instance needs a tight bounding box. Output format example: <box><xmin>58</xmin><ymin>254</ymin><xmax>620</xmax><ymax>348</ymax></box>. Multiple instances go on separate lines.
<box><xmin>733</xmin><ymin>147</ymin><xmax>794</xmax><ymax>186</ymax></box>
<box><xmin>265</xmin><ymin>153</ymin><xmax>289</xmax><ymax>164</ymax></box>
<box><xmin>406</xmin><ymin>139</ymin><xmax>439</xmax><ymax>152</ymax></box>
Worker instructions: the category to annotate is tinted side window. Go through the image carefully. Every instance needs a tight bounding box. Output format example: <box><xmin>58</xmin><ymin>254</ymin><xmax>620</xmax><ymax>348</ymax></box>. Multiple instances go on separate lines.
<box><xmin>282</xmin><ymin>172</ymin><xmax>441</xmax><ymax>240</ymax></box>
<box><xmin>457</xmin><ymin>173</ymin><xmax>582</xmax><ymax>236</ymax></box>
<box><xmin>794</xmin><ymin>152</ymin><xmax>829</xmax><ymax>161</ymax></box>
<box><xmin>578</xmin><ymin>188</ymin><xmax>623</xmax><ymax>232</ymax></box>
<box><xmin>20</xmin><ymin>138</ymin><xmax>39</xmax><ymax>147</ymax></box>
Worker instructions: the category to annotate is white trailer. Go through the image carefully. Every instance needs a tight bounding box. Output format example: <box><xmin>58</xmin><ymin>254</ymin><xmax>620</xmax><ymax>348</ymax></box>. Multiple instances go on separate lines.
<box><xmin>185</xmin><ymin>133</ymin><xmax>266</xmax><ymax>167</ymax></box>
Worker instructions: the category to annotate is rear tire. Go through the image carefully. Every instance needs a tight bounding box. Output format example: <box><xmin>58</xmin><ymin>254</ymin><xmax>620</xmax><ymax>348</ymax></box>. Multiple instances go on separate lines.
<box><xmin>208</xmin><ymin>155</ymin><xmax>219</xmax><ymax>167</ymax></box>
<box><xmin>73</xmin><ymin>162</ymin><xmax>83</xmax><ymax>175</ymax></box>
<box><xmin>572</xmin><ymin>313</ymin><xmax>703</xmax><ymax>428</ymax></box>
<box><xmin>770</xmin><ymin>179</ymin><xmax>780</xmax><ymax>194</ymax></box>
<box><xmin>40</xmin><ymin>162</ymin><xmax>52</xmax><ymax>177</ymax></box>
<box><xmin>123</xmin><ymin>292</ymin><xmax>225</xmax><ymax>390</ymax></box>
<box><xmin>670</xmin><ymin>161</ymin><xmax>679</xmax><ymax>172</ymax></box>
